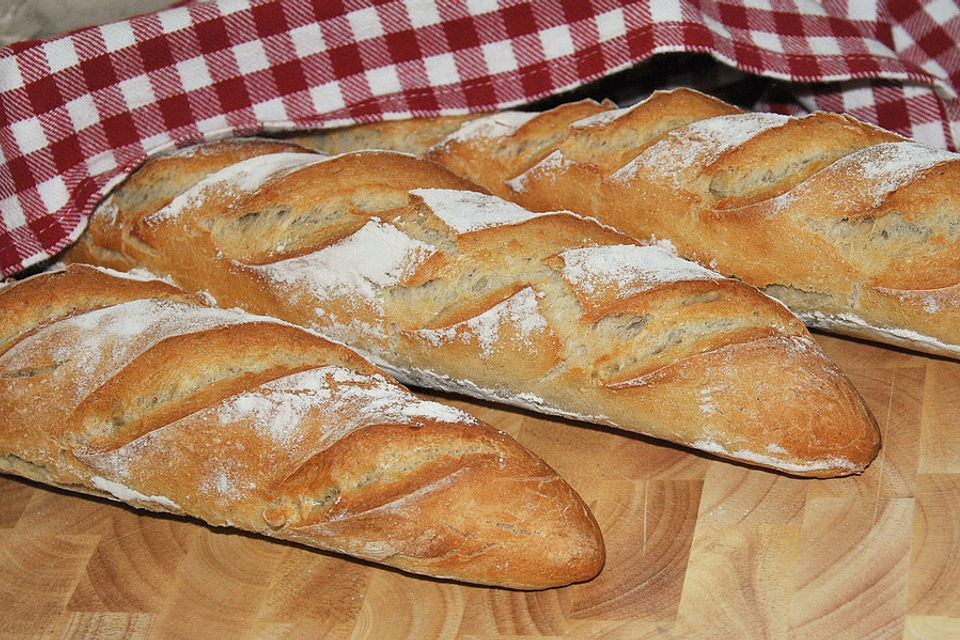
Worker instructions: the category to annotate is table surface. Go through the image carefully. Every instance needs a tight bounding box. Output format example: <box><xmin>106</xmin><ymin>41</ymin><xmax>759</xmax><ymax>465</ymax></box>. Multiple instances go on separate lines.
<box><xmin>1</xmin><ymin>331</ymin><xmax>958</xmax><ymax>640</ymax></box>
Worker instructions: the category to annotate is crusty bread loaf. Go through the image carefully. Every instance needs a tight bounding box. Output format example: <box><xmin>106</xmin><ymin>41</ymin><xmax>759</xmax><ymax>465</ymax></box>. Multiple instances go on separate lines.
<box><xmin>0</xmin><ymin>263</ymin><xmax>605</xmax><ymax>589</ymax></box>
<box><xmin>294</xmin><ymin>88</ymin><xmax>960</xmax><ymax>359</ymax></box>
<box><xmin>288</xmin><ymin>113</ymin><xmax>480</xmax><ymax>157</ymax></box>
<box><xmin>64</xmin><ymin>138</ymin><xmax>881</xmax><ymax>477</ymax></box>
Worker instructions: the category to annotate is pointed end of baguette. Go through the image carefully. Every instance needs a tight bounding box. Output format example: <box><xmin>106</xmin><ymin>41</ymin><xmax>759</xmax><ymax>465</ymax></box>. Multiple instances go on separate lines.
<box><xmin>591</xmin><ymin>333</ymin><xmax>881</xmax><ymax>478</ymax></box>
<box><xmin>693</xmin><ymin>335</ymin><xmax>882</xmax><ymax>478</ymax></box>
<box><xmin>275</xmin><ymin>420</ymin><xmax>605</xmax><ymax>590</ymax></box>
<box><xmin>369</xmin><ymin>461</ymin><xmax>607</xmax><ymax>590</ymax></box>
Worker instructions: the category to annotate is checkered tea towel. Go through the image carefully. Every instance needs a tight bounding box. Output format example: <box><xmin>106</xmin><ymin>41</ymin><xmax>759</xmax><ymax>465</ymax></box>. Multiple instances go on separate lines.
<box><xmin>2</xmin><ymin>0</ymin><xmax>959</xmax><ymax>277</ymax></box>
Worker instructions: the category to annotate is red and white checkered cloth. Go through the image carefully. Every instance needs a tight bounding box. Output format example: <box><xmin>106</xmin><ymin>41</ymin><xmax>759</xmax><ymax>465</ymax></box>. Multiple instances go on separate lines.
<box><xmin>2</xmin><ymin>0</ymin><xmax>960</xmax><ymax>277</ymax></box>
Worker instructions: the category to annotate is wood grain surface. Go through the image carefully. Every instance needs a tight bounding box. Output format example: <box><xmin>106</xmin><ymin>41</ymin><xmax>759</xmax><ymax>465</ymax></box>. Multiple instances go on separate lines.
<box><xmin>2</xmin><ymin>332</ymin><xmax>959</xmax><ymax>640</ymax></box>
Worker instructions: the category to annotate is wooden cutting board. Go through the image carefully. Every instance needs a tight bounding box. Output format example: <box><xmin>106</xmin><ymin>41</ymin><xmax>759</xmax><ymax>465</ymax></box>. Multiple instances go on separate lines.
<box><xmin>2</xmin><ymin>332</ymin><xmax>958</xmax><ymax>640</ymax></box>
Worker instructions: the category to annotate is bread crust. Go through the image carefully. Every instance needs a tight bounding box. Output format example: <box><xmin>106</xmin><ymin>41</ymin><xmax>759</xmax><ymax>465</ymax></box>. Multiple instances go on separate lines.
<box><xmin>63</xmin><ymin>139</ymin><xmax>880</xmax><ymax>477</ymax></box>
<box><xmin>0</xmin><ymin>264</ymin><xmax>605</xmax><ymax>589</ymax></box>
<box><xmin>296</xmin><ymin>88</ymin><xmax>960</xmax><ymax>359</ymax></box>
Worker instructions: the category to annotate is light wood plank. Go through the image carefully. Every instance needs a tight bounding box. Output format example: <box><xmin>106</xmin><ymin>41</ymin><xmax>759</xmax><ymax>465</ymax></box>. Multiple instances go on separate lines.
<box><xmin>1</xmin><ymin>336</ymin><xmax>958</xmax><ymax>638</ymax></box>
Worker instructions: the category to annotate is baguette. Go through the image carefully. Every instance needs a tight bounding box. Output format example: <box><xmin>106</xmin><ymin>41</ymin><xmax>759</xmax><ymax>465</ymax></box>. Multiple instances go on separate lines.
<box><xmin>295</xmin><ymin>88</ymin><xmax>960</xmax><ymax>359</ymax></box>
<box><xmin>64</xmin><ymin>138</ymin><xmax>881</xmax><ymax>477</ymax></box>
<box><xmin>0</xmin><ymin>263</ymin><xmax>605</xmax><ymax>590</ymax></box>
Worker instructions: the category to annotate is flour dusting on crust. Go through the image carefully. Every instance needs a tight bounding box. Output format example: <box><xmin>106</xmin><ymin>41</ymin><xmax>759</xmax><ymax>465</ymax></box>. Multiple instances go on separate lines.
<box><xmin>442</xmin><ymin>111</ymin><xmax>538</xmax><ymax>144</ymax></box>
<box><xmin>378</xmin><ymin>363</ymin><xmax>611</xmax><ymax>426</ymax></box>
<box><xmin>560</xmin><ymin>244</ymin><xmax>718</xmax><ymax>296</ymax></box>
<box><xmin>250</xmin><ymin>220</ymin><xmax>438</xmax><ymax>309</ymax></box>
<box><xmin>0</xmin><ymin>299</ymin><xmax>252</xmax><ymax>406</ymax></box>
<box><xmin>825</xmin><ymin>142</ymin><xmax>955</xmax><ymax>207</ymax></box>
<box><xmin>690</xmin><ymin>439</ymin><xmax>861</xmax><ymax>474</ymax></box>
<box><xmin>507</xmin><ymin>150</ymin><xmax>574</xmax><ymax>193</ymax></box>
<box><xmin>415</xmin><ymin>286</ymin><xmax>549</xmax><ymax>357</ymax></box>
<box><xmin>412</xmin><ymin>188</ymin><xmax>554</xmax><ymax>233</ymax></box>
<box><xmin>91</xmin><ymin>475</ymin><xmax>181</xmax><ymax>510</ymax></box>
<box><xmin>799</xmin><ymin>309</ymin><xmax>960</xmax><ymax>356</ymax></box>
<box><xmin>216</xmin><ymin>366</ymin><xmax>476</xmax><ymax>448</ymax></box>
<box><xmin>91</xmin><ymin>365</ymin><xmax>480</xmax><ymax>506</ymax></box>
<box><xmin>613</xmin><ymin>113</ymin><xmax>790</xmax><ymax>181</ymax></box>
<box><xmin>570</xmin><ymin>107</ymin><xmax>631</xmax><ymax>129</ymax></box>
<box><xmin>146</xmin><ymin>152</ymin><xmax>326</xmax><ymax>223</ymax></box>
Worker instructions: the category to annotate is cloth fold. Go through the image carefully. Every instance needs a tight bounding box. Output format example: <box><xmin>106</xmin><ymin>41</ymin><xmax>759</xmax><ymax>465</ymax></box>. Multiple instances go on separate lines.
<box><xmin>2</xmin><ymin>0</ymin><xmax>959</xmax><ymax>277</ymax></box>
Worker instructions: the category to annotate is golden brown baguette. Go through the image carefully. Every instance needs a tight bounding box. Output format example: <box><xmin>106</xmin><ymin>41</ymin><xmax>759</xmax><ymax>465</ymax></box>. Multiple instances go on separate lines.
<box><xmin>64</xmin><ymin>138</ymin><xmax>880</xmax><ymax>477</ymax></box>
<box><xmin>295</xmin><ymin>88</ymin><xmax>960</xmax><ymax>359</ymax></box>
<box><xmin>0</xmin><ymin>263</ymin><xmax>605</xmax><ymax>590</ymax></box>
<box><xmin>288</xmin><ymin>113</ymin><xmax>479</xmax><ymax>156</ymax></box>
